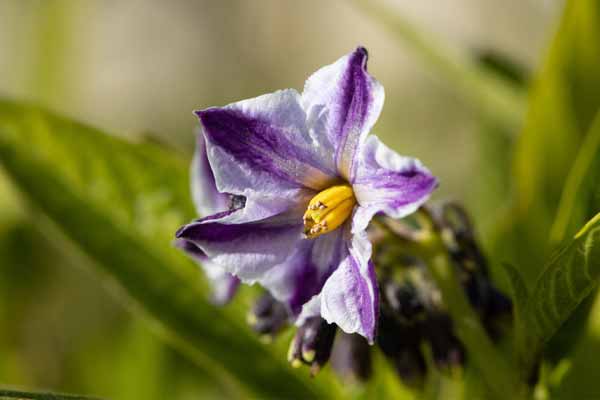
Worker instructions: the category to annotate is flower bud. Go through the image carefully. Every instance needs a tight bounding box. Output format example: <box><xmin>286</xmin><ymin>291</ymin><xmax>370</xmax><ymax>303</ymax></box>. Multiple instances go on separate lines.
<box><xmin>330</xmin><ymin>333</ymin><xmax>372</xmax><ymax>382</ymax></box>
<box><xmin>377</xmin><ymin>311</ymin><xmax>426</xmax><ymax>387</ymax></box>
<box><xmin>247</xmin><ymin>293</ymin><xmax>289</xmax><ymax>340</ymax></box>
<box><xmin>381</xmin><ymin>278</ymin><xmax>426</xmax><ymax>324</ymax></box>
<box><xmin>422</xmin><ymin>314</ymin><xmax>464</xmax><ymax>369</ymax></box>
<box><xmin>288</xmin><ymin>317</ymin><xmax>337</xmax><ymax>375</ymax></box>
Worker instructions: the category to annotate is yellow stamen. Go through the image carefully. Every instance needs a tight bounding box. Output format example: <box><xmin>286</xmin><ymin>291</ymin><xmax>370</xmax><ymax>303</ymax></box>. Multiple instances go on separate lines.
<box><xmin>303</xmin><ymin>184</ymin><xmax>357</xmax><ymax>239</ymax></box>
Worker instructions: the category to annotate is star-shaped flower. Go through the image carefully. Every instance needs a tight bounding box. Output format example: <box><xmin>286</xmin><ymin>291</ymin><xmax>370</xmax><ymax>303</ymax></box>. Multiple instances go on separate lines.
<box><xmin>176</xmin><ymin>47</ymin><xmax>437</xmax><ymax>342</ymax></box>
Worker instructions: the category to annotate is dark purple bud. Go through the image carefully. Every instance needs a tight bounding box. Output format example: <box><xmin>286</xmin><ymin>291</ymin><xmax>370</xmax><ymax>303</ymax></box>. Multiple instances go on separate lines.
<box><xmin>377</xmin><ymin>311</ymin><xmax>425</xmax><ymax>387</ymax></box>
<box><xmin>430</xmin><ymin>202</ymin><xmax>489</xmax><ymax>276</ymax></box>
<box><xmin>437</xmin><ymin>201</ymin><xmax>513</xmax><ymax>340</ymax></box>
<box><xmin>381</xmin><ymin>279</ymin><xmax>426</xmax><ymax>323</ymax></box>
<box><xmin>330</xmin><ymin>333</ymin><xmax>372</xmax><ymax>382</ymax></box>
<box><xmin>288</xmin><ymin>317</ymin><xmax>337</xmax><ymax>376</ymax></box>
<box><xmin>247</xmin><ymin>292</ymin><xmax>289</xmax><ymax>340</ymax></box>
<box><xmin>422</xmin><ymin>314</ymin><xmax>465</xmax><ymax>369</ymax></box>
<box><xmin>464</xmin><ymin>275</ymin><xmax>512</xmax><ymax>339</ymax></box>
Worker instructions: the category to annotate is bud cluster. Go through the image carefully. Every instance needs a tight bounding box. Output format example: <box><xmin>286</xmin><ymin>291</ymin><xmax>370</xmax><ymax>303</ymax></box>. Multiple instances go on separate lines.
<box><xmin>244</xmin><ymin>202</ymin><xmax>512</xmax><ymax>387</ymax></box>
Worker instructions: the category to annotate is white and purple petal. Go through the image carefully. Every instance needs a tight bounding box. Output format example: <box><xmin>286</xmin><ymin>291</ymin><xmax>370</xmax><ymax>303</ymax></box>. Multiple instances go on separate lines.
<box><xmin>259</xmin><ymin>227</ymin><xmax>346</xmax><ymax>315</ymax></box>
<box><xmin>176</xmin><ymin>210</ymin><xmax>304</xmax><ymax>282</ymax></box>
<box><xmin>174</xmin><ymin>239</ymin><xmax>240</xmax><ymax>305</ymax></box>
<box><xmin>197</xmin><ymin>89</ymin><xmax>337</xmax><ymax>194</ymax></box>
<box><xmin>302</xmin><ymin>47</ymin><xmax>385</xmax><ymax>181</ymax></box>
<box><xmin>352</xmin><ymin>135</ymin><xmax>437</xmax><ymax>233</ymax></box>
<box><xmin>320</xmin><ymin>231</ymin><xmax>378</xmax><ymax>343</ymax></box>
<box><xmin>191</xmin><ymin>131</ymin><xmax>230</xmax><ymax>216</ymax></box>
<box><xmin>175</xmin><ymin>47</ymin><xmax>439</xmax><ymax>344</ymax></box>
<box><xmin>297</xmin><ymin>229</ymin><xmax>379</xmax><ymax>343</ymax></box>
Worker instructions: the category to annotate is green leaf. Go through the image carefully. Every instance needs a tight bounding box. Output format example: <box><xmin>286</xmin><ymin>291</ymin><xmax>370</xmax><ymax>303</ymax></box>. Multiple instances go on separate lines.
<box><xmin>0</xmin><ymin>389</ymin><xmax>101</xmax><ymax>400</ymax></box>
<box><xmin>0</xmin><ymin>99</ymin><xmax>330</xmax><ymax>399</ymax></box>
<box><xmin>550</xmin><ymin>110</ymin><xmax>600</xmax><ymax>244</ymax></box>
<box><xmin>500</xmin><ymin>262</ymin><xmax>529</xmax><ymax>353</ymax></box>
<box><xmin>496</xmin><ymin>0</ymin><xmax>600</xmax><ymax>283</ymax></box>
<box><xmin>520</xmin><ymin>213</ymin><xmax>600</xmax><ymax>364</ymax></box>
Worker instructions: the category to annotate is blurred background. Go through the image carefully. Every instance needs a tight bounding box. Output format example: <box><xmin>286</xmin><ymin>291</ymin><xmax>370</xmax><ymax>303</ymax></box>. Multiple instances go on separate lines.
<box><xmin>0</xmin><ymin>0</ymin><xmax>577</xmax><ymax>398</ymax></box>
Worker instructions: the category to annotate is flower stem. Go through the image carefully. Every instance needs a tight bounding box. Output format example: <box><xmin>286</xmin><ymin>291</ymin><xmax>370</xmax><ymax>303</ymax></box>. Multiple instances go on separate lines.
<box><xmin>421</xmin><ymin>236</ymin><xmax>526</xmax><ymax>400</ymax></box>
<box><xmin>377</xmin><ymin>211</ymin><xmax>526</xmax><ymax>398</ymax></box>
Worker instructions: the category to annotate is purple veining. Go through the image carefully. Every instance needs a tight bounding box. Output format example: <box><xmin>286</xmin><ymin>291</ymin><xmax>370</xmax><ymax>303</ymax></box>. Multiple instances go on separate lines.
<box><xmin>176</xmin><ymin>47</ymin><xmax>436</xmax><ymax>341</ymax></box>
<box><xmin>177</xmin><ymin>216</ymin><xmax>300</xmax><ymax>243</ymax></box>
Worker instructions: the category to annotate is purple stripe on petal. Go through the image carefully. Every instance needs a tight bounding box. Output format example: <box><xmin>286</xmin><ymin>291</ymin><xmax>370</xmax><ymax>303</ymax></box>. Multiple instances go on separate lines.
<box><xmin>259</xmin><ymin>228</ymin><xmax>347</xmax><ymax>316</ymax></box>
<box><xmin>354</xmin><ymin>168</ymin><xmax>437</xmax><ymax>207</ymax></box>
<box><xmin>286</xmin><ymin>255</ymin><xmax>319</xmax><ymax>315</ymax></box>
<box><xmin>367</xmin><ymin>259</ymin><xmax>379</xmax><ymax>335</ymax></box>
<box><xmin>333</xmin><ymin>48</ymin><xmax>373</xmax><ymax>177</ymax></box>
<box><xmin>177</xmin><ymin>216</ymin><xmax>299</xmax><ymax>244</ymax></box>
<box><xmin>302</xmin><ymin>47</ymin><xmax>385</xmax><ymax>181</ymax></box>
<box><xmin>174</xmin><ymin>238</ymin><xmax>208</xmax><ymax>262</ymax></box>
<box><xmin>197</xmin><ymin>90</ymin><xmax>336</xmax><ymax>192</ymax></box>
<box><xmin>175</xmin><ymin>209</ymin><xmax>235</xmax><ymax>238</ymax></box>
<box><xmin>319</xmin><ymin>232</ymin><xmax>378</xmax><ymax>343</ymax></box>
<box><xmin>191</xmin><ymin>131</ymin><xmax>230</xmax><ymax>216</ymax></box>
<box><xmin>176</xmin><ymin>210</ymin><xmax>304</xmax><ymax>282</ymax></box>
<box><xmin>296</xmin><ymin>229</ymin><xmax>378</xmax><ymax>343</ymax></box>
<box><xmin>351</xmin><ymin>135</ymin><xmax>437</xmax><ymax>233</ymax></box>
<box><xmin>287</xmin><ymin>229</ymin><xmax>346</xmax><ymax>314</ymax></box>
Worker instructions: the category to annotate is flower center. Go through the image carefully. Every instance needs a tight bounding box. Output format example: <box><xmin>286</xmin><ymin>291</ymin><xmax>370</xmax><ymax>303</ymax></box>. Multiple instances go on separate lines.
<box><xmin>303</xmin><ymin>184</ymin><xmax>356</xmax><ymax>239</ymax></box>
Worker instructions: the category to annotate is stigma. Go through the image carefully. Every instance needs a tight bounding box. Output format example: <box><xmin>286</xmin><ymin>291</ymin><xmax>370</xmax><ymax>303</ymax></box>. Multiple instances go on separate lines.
<box><xmin>303</xmin><ymin>184</ymin><xmax>356</xmax><ymax>239</ymax></box>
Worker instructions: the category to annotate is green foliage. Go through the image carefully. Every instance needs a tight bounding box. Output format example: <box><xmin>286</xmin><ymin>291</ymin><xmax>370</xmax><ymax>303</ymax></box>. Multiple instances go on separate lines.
<box><xmin>523</xmin><ymin>214</ymin><xmax>600</xmax><ymax>357</ymax></box>
<box><xmin>0</xmin><ymin>100</ymin><xmax>329</xmax><ymax>400</ymax></box>
<box><xmin>2</xmin><ymin>0</ymin><xmax>600</xmax><ymax>398</ymax></box>
<box><xmin>505</xmin><ymin>214</ymin><xmax>600</xmax><ymax>375</ymax></box>
<box><xmin>498</xmin><ymin>0</ymin><xmax>600</xmax><ymax>283</ymax></box>
<box><xmin>500</xmin><ymin>263</ymin><xmax>529</xmax><ymax>353</ymax></box>
<box><xmin>551</xmin><ymin>111</ymin><xmax>600</xmax><ymax>244</ymax></box>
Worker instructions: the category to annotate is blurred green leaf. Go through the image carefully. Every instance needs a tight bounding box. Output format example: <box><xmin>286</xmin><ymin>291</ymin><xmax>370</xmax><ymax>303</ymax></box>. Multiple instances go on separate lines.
<box><xmin>552</xmin><ymin>297</ymin><xmax>600</xmax><ymax>399</ymax></box>
<box><xmin>0</xmin><ymin>389</ymin><xmax>101</xmax><ymax>400</ymax></box>
<box><xmin>498</xmin><ymin>0</ymin><xmax>600</xmax><ymax>283</ymax></box>
<box><xmin>517</xmin><ymin>213</ymin><xmax>600</xmax><ymax>369</ymax></box>
<box><xmin>0</xmin><ymin>99</ymin><xmax>330</xmax><ymax>399</ymax></box>
<box><xmin>550</xmin><ymin>111</ymin><xmax>600</xmax><ymax>244</ymax></box>
<box><xmin>500</xmin><ymin>263</ymin><xmax>529</xmax><ymax>355</ymax></box>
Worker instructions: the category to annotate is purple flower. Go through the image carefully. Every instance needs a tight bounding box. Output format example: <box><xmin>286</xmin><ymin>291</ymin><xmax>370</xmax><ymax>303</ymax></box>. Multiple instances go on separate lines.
<box><xmin>176</xmin><ymin>47</ymin><xmax>437</xmax><ymax>342</ymax></box>
<box><xmin>175</xmin><ymin>134</ymin><xmax>240</xmax><ymax>305</ymax></box>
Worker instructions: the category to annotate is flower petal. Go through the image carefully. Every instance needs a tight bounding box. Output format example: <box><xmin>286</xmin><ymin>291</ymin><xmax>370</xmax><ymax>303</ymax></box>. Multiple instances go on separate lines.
<box><xmin>297</xmin><ymin>231</ymin><xmax>379</xmax><ymax>343</ymax></box>
<box><xmin>174</xmin><ymin>239</ymin><xmax>240</xmax><ymax>304</ymax></box>
<box><xmin>197</xmin><ymin>89</ymin><xmax>337</xmax><ymax>196</ymax></box>
<box><xmin>176</xmin><ymin>210</ymin><xmax>304</xmax><ymax>282</ymax></box>
<box><xmin>320</xmin><ymin>232</ymin><xmax>378</xmax><ymax>343</ymax></box>
<box><xmin>191</xmin><ymin>131</ymin><xmax>230</xmax><ymax>216</ymax></box>
<box><xmin>259</xmin><ymin>227</ymin><xmax>345</xmax><ymax>315</ymax></box>
<box><xmin>352</xmin><ymin>135</ymin><xmax>437</xmax><ymax>233</ymax></box>
<box><xmin>302</xmin><ymin>47</ymin><xmax>384</xmax><ymax>181</ymax></box>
